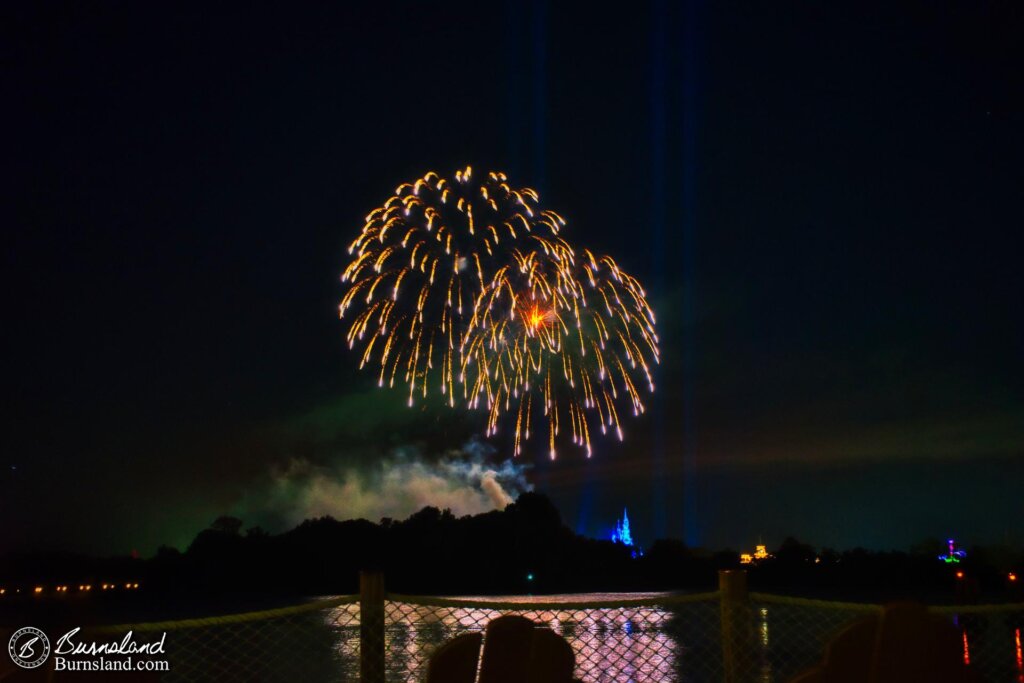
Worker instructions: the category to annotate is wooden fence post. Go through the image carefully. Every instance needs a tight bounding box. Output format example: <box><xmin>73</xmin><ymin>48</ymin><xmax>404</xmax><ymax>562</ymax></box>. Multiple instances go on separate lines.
<box><xmin>360</xmin><ymin>571</ymin><xmax>386</xmax><ymax>683</ymax></box>
<box><xmin>719</xmin><ymin>569</ymin><xmax>749</xmax><ymax>683</ymax></box>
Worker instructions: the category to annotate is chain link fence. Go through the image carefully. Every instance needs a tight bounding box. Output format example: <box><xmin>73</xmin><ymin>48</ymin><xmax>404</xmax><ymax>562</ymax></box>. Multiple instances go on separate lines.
<box><xmin>930</xmin><ymin>604</ymin><xmax>1024</xmax><ymax>683</ymax></box>
<box><xmin>382</xmin><ymin>592</ymin><xmax>722</xmax><ymax>683</ymax></box>
<box><xmin>731</xmin><ymin>594</ymin><xmax>1024</xmax><ymax>683</ymax></box>
<box><xmin>741</xmin><ymin>593</ymin><xmax>884</xmax><ymax>683</ymax></box>
<box><xmin>57</xmin><ymin>576</ymin><xmax>1022</xmax><ymax>682</ymax></box>
<box><xmin>84</xmin><ymin>596</ymin><xmax>361</xmax><ymax>682</ymax></box>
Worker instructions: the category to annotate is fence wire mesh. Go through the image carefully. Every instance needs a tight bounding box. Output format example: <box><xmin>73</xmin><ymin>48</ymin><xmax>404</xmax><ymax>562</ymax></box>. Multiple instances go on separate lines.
<box><xmin>85</xmin><ymin>597</ymin><xmax>361</xmax><ymax>683</ymax></box>
<box><xmin>382</xmin><ymin>593</ymin><xmax>722</xmax><ymax>683</ymax></box>
<box><xmin>737</xmin><ymin>596</ymin><xmax>1024</xmax><ymax>683</ymax></box>
<box><xmin>931</xmin><ymin>605</ymin><xmax>1024</xmax><ymax>683</ymax></box>
<box><xmin>741</xmin><ymin>595</ymin><xmax>883</xmax><ymax>683</ymax></box>
<box><xmin>69</xmin><ymin>591</ymin><xmax>1023</xmax><ymax>682</ymax></box>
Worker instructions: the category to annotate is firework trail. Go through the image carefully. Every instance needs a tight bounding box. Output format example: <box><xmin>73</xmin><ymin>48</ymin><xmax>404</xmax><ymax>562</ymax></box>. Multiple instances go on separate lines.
<box><xmin>340</xmin><ymin>166</ymin><xmax>659</xmax><ymax>459</ymax></box>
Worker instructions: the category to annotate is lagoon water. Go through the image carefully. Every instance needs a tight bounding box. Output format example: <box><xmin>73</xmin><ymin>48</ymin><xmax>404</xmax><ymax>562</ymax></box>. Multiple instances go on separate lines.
<box><xmin>17</xmin><ymin>592</ymin><xmax>1011</xmax><ymax>682</ymax></box>
<box><xmin>316</xmin><ymin>593</ymin><xmax>1019</xmax><ymax>683</ymax></box>
<box><xmin>321</xmin><ymin>592</ymin><xmax>815</xmax><ymax>683</ymax></box>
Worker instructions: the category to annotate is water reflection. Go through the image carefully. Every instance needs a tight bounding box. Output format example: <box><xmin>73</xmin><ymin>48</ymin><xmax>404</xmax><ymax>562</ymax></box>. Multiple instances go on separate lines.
<box><xmin>1015</xmin><ymin>627</ymin><xmax>1022</xmax><ymax>683</ymax></box>
<box><xmin>758</xmin><ymin>605</ymin><xmax>772</xmax><ymax>683</ymax></box>
<box><xmin>326</xmin><ymin>594</ymin><xmax>687</xmax><ymax>682</ymax></box>
<box><xmin>320</xmin><ymin>597</ymin><xmax>1020</xmax><ymax>683</ymax></box>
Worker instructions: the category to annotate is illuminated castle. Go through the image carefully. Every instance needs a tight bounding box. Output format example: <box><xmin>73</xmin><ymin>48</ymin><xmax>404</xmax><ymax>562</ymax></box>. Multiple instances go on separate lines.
<box><xmin>611</xmin><ymin>508</ymin><xmax>634</xmax><ymax>546</ymax></box>
<box><xmin>610</xmin><ymin>508</ymin><xmax>642</xmax><ymax>558</ymax></box>
<box><xmin>740</xmin><ymin>544</ymin><xmax>771</xmax><ymax>565</ymax></box>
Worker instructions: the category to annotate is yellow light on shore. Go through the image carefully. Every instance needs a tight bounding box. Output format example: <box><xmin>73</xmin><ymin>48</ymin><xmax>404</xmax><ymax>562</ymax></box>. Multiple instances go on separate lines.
<box><xmin>740</xmin><ymin>544</ymin><xmax>772</xmax><ymax>565</ymax></box>
<box><xmin>34</xmin><ymin>586</ymin><xmax>43</xmax><ymax>594</ymax></box>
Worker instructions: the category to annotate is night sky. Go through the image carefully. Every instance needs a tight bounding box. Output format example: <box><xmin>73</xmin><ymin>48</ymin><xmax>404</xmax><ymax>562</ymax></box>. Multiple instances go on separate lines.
<box><xmin>3</xmin><ymin>1</ymin><xmax>1022</xmax><ymax>556</ymax></box>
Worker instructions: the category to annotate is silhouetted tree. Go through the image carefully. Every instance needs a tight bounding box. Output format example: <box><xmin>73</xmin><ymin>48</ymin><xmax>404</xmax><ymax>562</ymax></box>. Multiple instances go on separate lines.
<box><xmin>210</xmin><ymin>516</ymin><xmax>243</xmax><ymax>535</ymax></box>
<box><xmin>776</xmin><ymin>537</ymin><xmax>816</xmax><ymax>565</ymax></box>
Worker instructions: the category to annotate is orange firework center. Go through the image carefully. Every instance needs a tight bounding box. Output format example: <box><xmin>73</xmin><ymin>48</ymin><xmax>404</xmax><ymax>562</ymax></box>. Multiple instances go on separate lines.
<box><xmin>525</xmin><ymin>304</ymin><xmax>552</xmax><ymax>331</ymax></box>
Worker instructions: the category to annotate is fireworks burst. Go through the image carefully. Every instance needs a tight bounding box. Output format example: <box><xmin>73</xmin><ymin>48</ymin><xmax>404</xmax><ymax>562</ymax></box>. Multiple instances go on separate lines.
<box><xmin>339</xmin><ymin>166</ymin><xmax>659</xmax><ymax>458</ymax></box>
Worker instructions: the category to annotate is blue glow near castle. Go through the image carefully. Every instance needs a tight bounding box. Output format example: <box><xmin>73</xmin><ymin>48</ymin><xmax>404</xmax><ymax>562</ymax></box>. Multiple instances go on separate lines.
<box><xmin>610</xmin><ymin>508</ymin><xmax>643</xmax><ymax>558</ymax></box>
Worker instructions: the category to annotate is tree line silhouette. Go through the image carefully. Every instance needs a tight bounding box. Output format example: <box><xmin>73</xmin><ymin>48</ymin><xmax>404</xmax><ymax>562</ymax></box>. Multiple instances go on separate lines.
<box><xmin>2</xmin><ymin>493</ymin><xmax>1021</xmax><ymax>602</ymax></box>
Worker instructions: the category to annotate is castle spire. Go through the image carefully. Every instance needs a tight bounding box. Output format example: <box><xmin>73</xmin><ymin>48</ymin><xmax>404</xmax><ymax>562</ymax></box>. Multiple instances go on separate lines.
<box><xmin>619</xmin><ymin>508</ymin><xmax>634</xmax><ymax>547</ymax></box>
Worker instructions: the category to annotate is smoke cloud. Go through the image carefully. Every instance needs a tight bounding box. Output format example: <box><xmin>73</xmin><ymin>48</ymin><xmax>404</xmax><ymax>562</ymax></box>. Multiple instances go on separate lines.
<box><xmin>257</xmin><ymin>439</ymin><xmax>531</xmax><ymax>526</ymax></box>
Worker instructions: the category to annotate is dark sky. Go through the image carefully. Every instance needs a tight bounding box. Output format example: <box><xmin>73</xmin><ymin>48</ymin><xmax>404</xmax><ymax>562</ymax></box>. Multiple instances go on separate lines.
<box><xmin>3</xmin><ymin>1</ymin><xmax>1022</xmax><ymax>556</ymax></box>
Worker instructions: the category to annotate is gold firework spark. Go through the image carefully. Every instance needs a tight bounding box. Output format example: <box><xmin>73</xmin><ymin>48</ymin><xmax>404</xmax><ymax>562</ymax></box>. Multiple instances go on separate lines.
<box><xmin>339</xmin><ymin>166</ymin><xmax>659</xmax><ymax>459</ymax></box>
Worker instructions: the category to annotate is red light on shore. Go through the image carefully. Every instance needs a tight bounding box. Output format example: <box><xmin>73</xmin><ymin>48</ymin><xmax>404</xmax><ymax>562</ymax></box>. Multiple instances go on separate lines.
<box><xmin>1010</xmin><ymin>572</ymin><xmax>1018</xmax><ymax>582</ymax></box>
<box><xmin>956</xmin><ymin>571</ymin><xmax>964</xmax><ymax>579</ymax></box>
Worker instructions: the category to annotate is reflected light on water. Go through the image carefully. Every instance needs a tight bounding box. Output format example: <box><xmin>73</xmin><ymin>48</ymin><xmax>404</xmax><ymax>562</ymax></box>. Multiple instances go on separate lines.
<box><xmin>322</xmin><ymin>598</ymin><xmax>1020</xmax><ymax>683</ymax></box>
<box><xmin>394</xmin><ymin>604</ymin><xmax>677</xmax><ymax>682</ymax></box>
<box><xmin>1015</xmin><ymin>628</ymin><xmax>1022</xmax><ymax>683</ymax></box>
<box><xmin>758</xmin><ymin>606</ymin><xmax>772</xmax><ymax>683</ymax></box>
<box><xmin>327</xmin><ymin>596</ymin><xmax>682</xmax><ymax>682</ymax></box>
